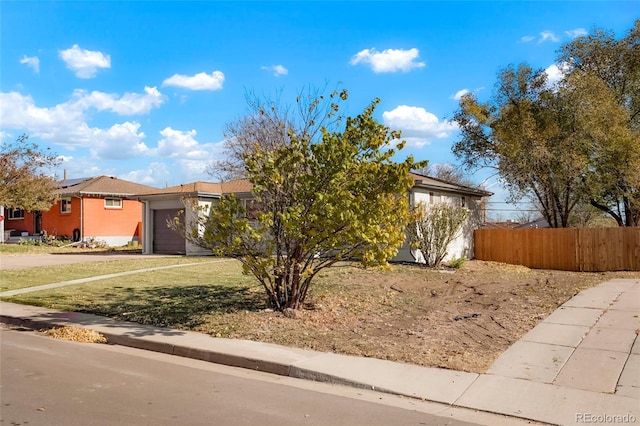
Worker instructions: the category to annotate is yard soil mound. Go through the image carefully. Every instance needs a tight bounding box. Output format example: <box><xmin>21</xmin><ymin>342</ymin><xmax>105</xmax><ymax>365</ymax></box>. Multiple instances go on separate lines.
<box><xmin>194</xmin><ymin>261</ymin><xmax>637</xmax><ymax>373</ymax></box>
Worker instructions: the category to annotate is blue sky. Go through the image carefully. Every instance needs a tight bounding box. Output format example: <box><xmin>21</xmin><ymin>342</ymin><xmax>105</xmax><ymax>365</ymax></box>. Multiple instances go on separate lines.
<box><xmin>1</xmin><ymin>1</ymin><xmax>637</xmax><ymax>219</ymax></box>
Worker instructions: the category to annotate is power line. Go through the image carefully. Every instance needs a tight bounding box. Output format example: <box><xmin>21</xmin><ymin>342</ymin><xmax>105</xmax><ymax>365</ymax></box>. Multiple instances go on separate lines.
<box><xmin>484</xmin><ymin>208</ymin><xmax>541</xmax><ymax>212</ymax></box>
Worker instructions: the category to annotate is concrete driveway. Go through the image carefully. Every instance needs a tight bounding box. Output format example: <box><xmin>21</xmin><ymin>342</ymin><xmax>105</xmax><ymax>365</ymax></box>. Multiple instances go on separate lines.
<box><xmin>0</xmin><ymin>253</ymin><xmax>173</xmax><ymax>270</ymax></box>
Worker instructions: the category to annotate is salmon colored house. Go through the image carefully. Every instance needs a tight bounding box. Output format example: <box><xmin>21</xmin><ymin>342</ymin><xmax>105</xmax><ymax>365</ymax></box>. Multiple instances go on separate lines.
<box><xmin>2</xmin><ymin>176</ymin><xmax>158</xmax><ymax>246</ymax></box>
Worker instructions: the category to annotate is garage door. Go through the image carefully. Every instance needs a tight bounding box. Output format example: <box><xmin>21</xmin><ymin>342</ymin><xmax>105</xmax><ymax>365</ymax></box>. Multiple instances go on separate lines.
<box><xmin>153</xmin><ymin>209</ymin><xmax>186</xmax><ymax>254</ymax></box>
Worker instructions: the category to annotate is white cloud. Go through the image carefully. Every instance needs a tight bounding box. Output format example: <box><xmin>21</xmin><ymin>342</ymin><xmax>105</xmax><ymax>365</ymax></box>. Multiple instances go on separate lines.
<box><xmin>148</xmin><ymin>127</ymin><xmax>226</xmax><ymax>181</ymax></box>
<box><xmin>20</xmin><ymin>55</ymin><xmax>40</xmax><ymax>73</ymax></box>
<box><xmin>162</xmin><ymin>71</ymin><xmax>225</xmax><ymax>91</ymax></box>
<box><xmin>72</xmin><ymin>86</ymin><xmax>165</xmax><ymax>115</ymax></box>
<box><xmin>0</xmin><ymin>91</ymin><xmax>149</xmax><ymax>156</ymax></box>
<box><xmin>0</xmin><ymin>91</ymin><xmax>85</xmax><ymax>142</ymax></box>
<box><xmin>89</xmin><ymin>122</ymin><xmax>149</xmax><ymax>159</ymax></box>
<box><xmin>544</xmin><ymin>62</ymin><xmax>571</xmax><ymax>87</ymax></box>
<box><xmin>59</xmin><ymin>44</ymin><xmax>111</xmax><ymax>78</ymax></box>
<box><xmin>452</xmin><ymin>89</ymin><xmax>470</xmax><ymax>100</ymax></box>
<box><xmin>382</xmin><ymin>105</ymin><xmax>457</xmax><ymax>147</ymax></box>
<box><xmin>539</xmin><ymin>31</ymin><xmax>559</xmax><ymax>43</ymax></box>
<box><xmin>451</xmin><ymin>87</ymin><xmax>484</xmax><ymax>100</ymax></box>
<box><xmin>521</xmin><ymin>35</ymin><xmax>536</xmax><ymax>43</ymax></box>
<box><xmin>565</xmin><ymin>28</ymin><xmax>588</xmax><ymax>39</ymax></box>
<box><xmin>154</xmin><ymin>127</ymin><xmax>199</xmax><ymax>157</ymax></box>
<box><xmin>120</xmin><ymin>162</ymin><xmax>171</xmax><ymax>186</ymax></box>
<box><xmin>262</xmin><ymin>65</ymin><xmax>288</xmax><ymax>77</ymax></box>
<box><xmin>350</xmin><ymin>48</ymin><xmax>425</xmax><ymax>73</ymax></box>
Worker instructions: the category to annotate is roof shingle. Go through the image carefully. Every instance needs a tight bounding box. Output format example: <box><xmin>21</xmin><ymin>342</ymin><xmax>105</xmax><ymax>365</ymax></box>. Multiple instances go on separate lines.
<box><xmin>55</xmin><ymin>176</ymin><xmax>158</xmax><ymax>197</ymax></box>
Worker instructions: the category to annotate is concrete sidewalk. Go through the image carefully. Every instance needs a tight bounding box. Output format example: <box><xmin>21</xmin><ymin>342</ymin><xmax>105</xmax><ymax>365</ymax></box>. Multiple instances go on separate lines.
<box><xmin>1</xmin><ymin>278</ymin><xmax>639</xmax><ymax>425</ymax></box>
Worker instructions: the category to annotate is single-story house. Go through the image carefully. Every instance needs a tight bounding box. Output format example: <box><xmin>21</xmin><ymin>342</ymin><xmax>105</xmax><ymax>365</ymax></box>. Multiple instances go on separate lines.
<box><xmin>482</xmin><ymin>220</ymin><xmax>522</xmax><ymax>229</ymax></box>
<box><xmin>2</xmin><ymin>175</ymin><xmax>158</xmax><ymax>246</ymax></box>
<box><xmin>394</xmin><ymin>172</ymin><xmax>493</xmax><ymax>263</ymax></box>
<box><xmin>515</xmin><ymin>217</ymin><xmax>550</xmax><ymax>229</ymax></box>
<box><xmin>136</xmin><ymin>173</ymin><xmax>492</xmax><ymax>261</ymax></box>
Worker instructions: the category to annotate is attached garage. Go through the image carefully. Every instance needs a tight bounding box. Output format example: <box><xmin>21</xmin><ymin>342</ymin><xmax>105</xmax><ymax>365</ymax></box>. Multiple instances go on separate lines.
<box><xmin>135</xmin><ymin>179</ymin><xmax>253</xmax><ymax>256</ymax></box>
<box><xmin>152</xmin><ymin>209</ymin><xmax>185</xmax><ymax>254</ymax></box>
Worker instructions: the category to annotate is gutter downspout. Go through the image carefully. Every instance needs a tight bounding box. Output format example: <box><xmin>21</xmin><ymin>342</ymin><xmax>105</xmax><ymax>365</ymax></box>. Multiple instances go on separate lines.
<box><xmin>142</xmin><ymin>200</ymin><xmax>150</xmax><ymax>254</ymax></box>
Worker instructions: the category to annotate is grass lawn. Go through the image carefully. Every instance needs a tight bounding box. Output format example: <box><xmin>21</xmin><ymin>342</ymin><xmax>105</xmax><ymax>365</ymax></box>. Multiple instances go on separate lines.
<box><xmin>0</xmin><ymin>256</ymin><xmax>216</xmax><ymax>292</ymax></box>
<box><xmin>2</xmin><ymin>255</ymin><xmax>637</xmax><ymax>373</ymax></box>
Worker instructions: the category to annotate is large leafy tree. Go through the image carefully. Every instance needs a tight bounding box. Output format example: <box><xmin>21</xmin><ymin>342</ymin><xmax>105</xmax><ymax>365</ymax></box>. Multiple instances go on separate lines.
<box><xmin>453</xmin><ymin>23</ymin><xmax>639</xmax><ymax>227</ymax></box>
<box><xmin>189</xmin><ymin>98</ymin><xmax>422</xmax><ymax>311</ymax></box>
<box><xmin>453</xmin><ymin>65</ymin><xmax>589</xmax><ymax>227</ymax></box>
<box><xmin>0</xmin><ymin>135</ymin><xmax>59</xmax><ymax>211</ymax></box>
<box><xmin>557</xmin><ymin>21</ymin><xmax>640</xmax><ymax>226</ymax></box>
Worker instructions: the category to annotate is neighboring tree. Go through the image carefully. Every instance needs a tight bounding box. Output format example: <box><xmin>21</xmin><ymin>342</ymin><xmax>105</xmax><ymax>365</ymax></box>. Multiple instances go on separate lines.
<box><xmin>453</xmin><ymin>62</ymin><xmax>634</xmax><ymax>227</ymax></box>
<box><xmin>568</xmin><ymin>202</ymin><xmax>618</xmax><ymax>228</ymax></box>
<box><xmin>514</xmin><ymin>210</ymin><xmax>537</xmax><ymax>225</ymax></box>
<box><xmin>208</xmin><ymin>86</ymin><xmax>348</xmax><ymax>181</ymax></box>
<box><xmin>558</xmin><ymin>20</ymin><xmax>640</xmax><ymax>131</ymax></box>
<box><xmin>406</xmin><ymin>203</ymin><xmax>469</xmax><ymax>267</ymax></box>
<box><xmin>454</xmin><ymin>22</ymin><xmax>639</xmax><ymax>227</ymax></box>
<box><xmin>557</xmin><ymin>22</ymin><xmax>640</xmax><ymax>226</ymax></box>
<box><xmin>187</xmin><ymin>98</ymin><xmax>423</xmax><ymax>311</ymax></box>
<box><xmin>0</xmin><ymin>135</ymin><xmax>59</xmax><ymax>211</ymax></box>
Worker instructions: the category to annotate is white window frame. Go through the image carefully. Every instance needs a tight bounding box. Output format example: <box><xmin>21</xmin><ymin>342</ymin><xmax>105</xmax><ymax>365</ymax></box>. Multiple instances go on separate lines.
<box><xmin>8</xmin><ymin>208</ymin><xmax>25</xmax><ymax>220</ymax></box>
<box><xmin>104</xmin><ymin>197</ymin><xmax>123</xmax><ymax>209</ymax></box>
<box><xmin>60</xmin><ymin>198</ymin><xmax>72</xmax><ymax>214</ymax></box>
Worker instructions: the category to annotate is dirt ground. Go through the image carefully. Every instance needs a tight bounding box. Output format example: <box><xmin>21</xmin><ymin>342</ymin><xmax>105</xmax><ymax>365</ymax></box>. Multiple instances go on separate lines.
<box><xmin>193</xmin><ymin>260</ymin><xmax>639</xmax><ymax>373</ymax></box>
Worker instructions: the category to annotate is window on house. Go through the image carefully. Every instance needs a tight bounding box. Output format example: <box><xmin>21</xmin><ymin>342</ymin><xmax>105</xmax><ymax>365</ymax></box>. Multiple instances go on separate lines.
<box><xmin>104</xmin><ymin>198</ymin><xmax>123</xmax><ymax>209</ymax></box>
<box><xmin>7</xmin><ymin>208</ymin><xmax>24</xmax><ymax>219</ymax></box>
<box><xmin>60</xmin><ymin>198</ymin><xmax>72</xmax><ymax>214</ymax></box>
<box><xmin>429</xmin><ymin>192</ymin><xmax>440</xmax><ymax>205</ymax></box>
<box><xmin>461</xmin><ymin>196</ymin><xmax>466</xmax><ymax>208</ymax></box>
<box><xmin>243</xmin><ymin>199</ymin><xmax>263</xmax><ymax>220</ymax></box>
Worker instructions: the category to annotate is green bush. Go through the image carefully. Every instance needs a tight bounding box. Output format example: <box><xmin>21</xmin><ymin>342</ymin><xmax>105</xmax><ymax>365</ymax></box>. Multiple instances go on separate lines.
<box><xmin>449</xmin><ymin>256</ymin><xmax>467</xmax><ymax>269</ymax></box>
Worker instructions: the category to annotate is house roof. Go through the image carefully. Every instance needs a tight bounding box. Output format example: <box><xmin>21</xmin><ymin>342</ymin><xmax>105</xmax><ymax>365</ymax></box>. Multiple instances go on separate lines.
<box><xmin>55</xmin><ymin>176</ymin><xmax>158</xmax><ymax>198</ymax></box>
<box><xmin>409</xmin><ymin>172</ymin><xmax>493</xmax><ymax>197</ymax></box>
<box><xmin>135</xmin><ymin>178</ymin><xmax>253</xmax><ymax>198</ymax></box>
<box><xmin>220</xmin><ymin>178</ymin><xmax>253</xmax><ymax>194</ymax></box>
<box><xmin>135</xmin><ymin>173</ymin><xmax>490</xmax><ymax>200</ymax></box>
<box><xmin>515</xmin><ymin>217</ymin><xmax>550</xmax><ymax>229</ymax></box>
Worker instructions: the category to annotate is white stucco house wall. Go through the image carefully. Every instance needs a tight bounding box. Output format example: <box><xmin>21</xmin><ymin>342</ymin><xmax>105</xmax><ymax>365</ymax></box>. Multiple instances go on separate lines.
<box><xmin>393</xmin><ymin>172</ymin><xmax>492</xmax><ymax>264</ymax></box>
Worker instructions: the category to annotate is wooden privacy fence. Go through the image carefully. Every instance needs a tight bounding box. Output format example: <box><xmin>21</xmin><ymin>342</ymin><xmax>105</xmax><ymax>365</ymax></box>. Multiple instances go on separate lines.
<box><xmin>474</xmin><ymin>227</ymin><xmax>640</xmax><ymax>272</ymax></box>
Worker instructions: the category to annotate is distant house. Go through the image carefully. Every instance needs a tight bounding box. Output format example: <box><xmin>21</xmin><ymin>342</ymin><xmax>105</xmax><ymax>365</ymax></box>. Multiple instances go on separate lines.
<box><xmin>136</xmin><ymin>173</ymin><xmax>492</xmax><ymax>261</ymax></box>
<box><xmin>135</xmin><ymin>179</ymin><xmax>253</xmax><ymax>255</ymax></box>
<box><xmin>482</xmin><ymin>220</ymin><xmax>522</xmax><ymax>230</ymax></box>
<box><xmin>2</xmin><ymin>176</ymin><xmax>158</xmax><ymax>246</ymax></box>
<box><xmin>515</xmin><ymin>217</ymin><xmax>550</xmax><ymax>229</ymax></box>
<box><xmin>394</xmin><ymin>173</ymin><xmax>493</xmax><ymax>264</ymax></box>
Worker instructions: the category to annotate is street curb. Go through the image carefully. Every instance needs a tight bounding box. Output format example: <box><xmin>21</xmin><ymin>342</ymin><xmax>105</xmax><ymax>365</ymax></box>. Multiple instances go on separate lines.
<box><xmin>0</xmin><ymin>310</ymin><xmax>480</xmax><ymax>407</ymax></box>
<box><xmin>0</xmin><ymin>311</ymin><xmax>409</xmax><ymax>395</ymax></box>
<box><xmin>0</xmin><ymin>313</ymin><xmax>294</xmax><ymax>377</ymax></box>
<box><xmin>0</xmin><ymin>310</ymin><xmax>467</xmax><ymax>403</ymax></box>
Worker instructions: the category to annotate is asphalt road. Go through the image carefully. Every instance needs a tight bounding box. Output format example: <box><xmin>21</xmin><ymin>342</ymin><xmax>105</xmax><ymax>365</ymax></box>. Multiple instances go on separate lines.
<box><xmin>1</xmin><ymin>328</ymin><xmax>480</xmax><ymax>426</ymax></box>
